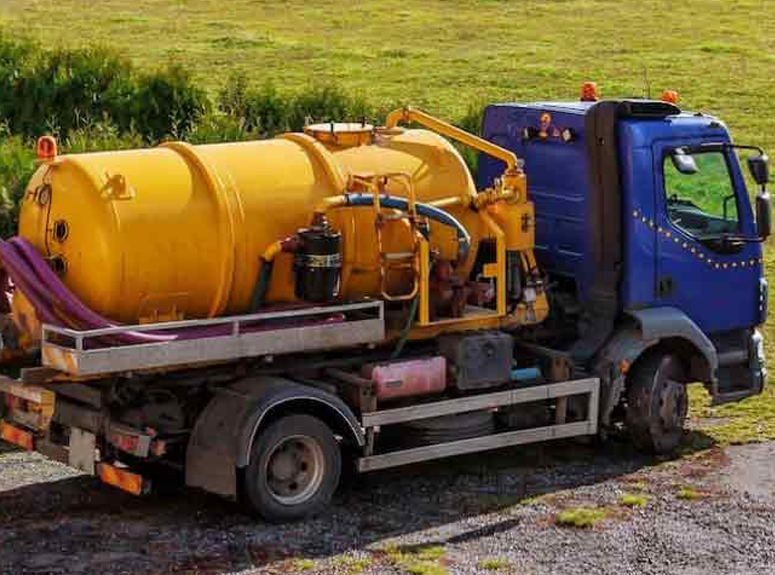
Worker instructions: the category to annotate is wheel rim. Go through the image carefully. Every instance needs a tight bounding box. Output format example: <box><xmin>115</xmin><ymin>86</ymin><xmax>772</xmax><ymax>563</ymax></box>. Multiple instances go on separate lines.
<box><xmin>657</xmin><ymin>377</ymin><xmax>687</xmax><ymax>433</ymax></box>
<box><xmin>264</xmin><ymin>435</ymin><xmax>326</xmax><ymax>506</ymax></box>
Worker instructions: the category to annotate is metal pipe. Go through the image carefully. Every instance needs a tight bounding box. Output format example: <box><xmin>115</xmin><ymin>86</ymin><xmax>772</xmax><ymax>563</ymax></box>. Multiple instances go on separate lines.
<box><xmin>384</xmin><ymin>107</ymin><xmax>520</xmax><ymax>173</ymax></box>
<box><xmin>343</xmin><ymin>193</ymin><xmax>472</xmax><ymax>262</ymax></box>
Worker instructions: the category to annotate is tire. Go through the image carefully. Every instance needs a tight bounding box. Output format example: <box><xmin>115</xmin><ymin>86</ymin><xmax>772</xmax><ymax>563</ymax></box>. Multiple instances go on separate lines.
<box><xmin>625</xmin><ymin>352</ymin><xmax>688</xmax><ymax>455</ymax></box>
<box><xmin>244</xmin><ymin>414</ymin><xmax>341</xmax><ymax>522</ymax></box>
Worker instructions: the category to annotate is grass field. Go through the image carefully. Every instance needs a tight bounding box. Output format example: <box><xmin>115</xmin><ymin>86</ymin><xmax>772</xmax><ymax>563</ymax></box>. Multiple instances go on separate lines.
<box><xmin>1</xmin><ymin>0</ymin><xmax>775</xmax><ymax>447</ymax></box>
<box><xmin>1</xmin><ymin>0</ymin><xmax>774</xmax><ymax>148</ymax></box>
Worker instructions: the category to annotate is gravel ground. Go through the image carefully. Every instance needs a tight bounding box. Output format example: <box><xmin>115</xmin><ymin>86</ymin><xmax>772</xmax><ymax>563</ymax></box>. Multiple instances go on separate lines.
<box><xmin>1</xmin><ymin>437</ymin><xmax>774</xmax><ymax>575</ymax></box>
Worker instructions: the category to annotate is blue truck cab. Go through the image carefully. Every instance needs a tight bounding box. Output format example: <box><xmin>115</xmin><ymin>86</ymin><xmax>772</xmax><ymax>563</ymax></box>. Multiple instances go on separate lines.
<box><xmin>479</xmin><ymin>98</ymin><xmax>769</xmax><ymax>451</ymax></box>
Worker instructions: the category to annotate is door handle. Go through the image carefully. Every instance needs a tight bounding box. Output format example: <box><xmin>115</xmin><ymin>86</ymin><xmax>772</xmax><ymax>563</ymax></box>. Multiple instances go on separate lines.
<box><xmin>658</xmin><ymin>275</ymin><xmax>674</xmax><ymax>298</ymax></box>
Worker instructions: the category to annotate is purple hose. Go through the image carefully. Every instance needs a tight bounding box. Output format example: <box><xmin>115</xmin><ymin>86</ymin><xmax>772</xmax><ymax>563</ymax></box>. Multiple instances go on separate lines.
<box><xmin>0</xmin><ymin>238</ymin><xmax>173</xmax><ymax>346</ymax></box>
<box><xmin>9</xmin><ymin>238</ymin><xmax>171</xmax><ymax>344</ymax></box>
<box><xmin>0</xmin><ymin>237</ymin><xmax>344</xmax><ymax>350</ymax></box>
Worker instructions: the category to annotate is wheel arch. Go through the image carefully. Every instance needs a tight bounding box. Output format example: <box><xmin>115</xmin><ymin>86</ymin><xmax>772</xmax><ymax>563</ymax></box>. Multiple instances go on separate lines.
<box><xmin>238</xmin><ymin>395</ymin><xmax>363</xmax><ymax>467</ymax></box>
<box><xmin>594</xmin><ymin>307</ymin><xmax>718</xmax><ymax>425</ymax></box>
<box><xmin>626</xmin><ymin>307</ymin><xmax>718</xmax><ymax>384</ymax></box>
<box><xmin>185</xmin><ymin>375</ymin><xmax>362</xmax><ymax>499</ymax></box>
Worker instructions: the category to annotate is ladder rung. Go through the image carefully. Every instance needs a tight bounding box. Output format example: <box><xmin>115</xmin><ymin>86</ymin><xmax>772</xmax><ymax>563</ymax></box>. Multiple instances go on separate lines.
<box><xmin>382</xmin><ymin>252</ymin><xmax>415</xmax><ymax>261</ymax></box>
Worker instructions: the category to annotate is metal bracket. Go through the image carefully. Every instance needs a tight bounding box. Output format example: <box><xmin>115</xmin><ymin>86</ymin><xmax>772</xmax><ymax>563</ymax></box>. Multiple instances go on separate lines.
<box><xmin>358</xmin><ymin>378</ymin><xmax>599</xmax><ymax>472</ymax></box>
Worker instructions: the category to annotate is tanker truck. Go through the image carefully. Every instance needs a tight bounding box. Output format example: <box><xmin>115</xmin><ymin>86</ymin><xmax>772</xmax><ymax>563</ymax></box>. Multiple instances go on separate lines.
<box><xmin>0</xmin><ymin>87</ymin><xmax>769</xmax><ymax>522</ymax></box>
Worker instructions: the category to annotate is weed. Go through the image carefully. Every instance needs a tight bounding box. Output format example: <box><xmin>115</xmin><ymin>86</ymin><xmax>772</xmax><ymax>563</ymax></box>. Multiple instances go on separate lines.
<box><xmin>555</xmin><ymin>507</ymin><xmax>607</xmax><ymax>528</ymax></box>
<box><xmin>406</xmin><ymin>561</ymin><xmax>448</xmax><ymax>575</ymax></box>
<box><xmin>383</xmin><ymin>543</ymin><xmax>449</xmax><ymax>575</ymax></box>
<box><xmin>332</xmin><ymin>554</ymin><xmax>373</xmax><ymax>574</ymax></box>
<box><xmin>619</xmin><ymin>493</ymin><xmax>651</xmax><ymax>507</ymax></box>
<box><xmin>289</xmin><ymin>558</ymin><xmax>316</xmax><ymax>571</ymax></box>
<box><xmin>478</xmin><ymin>557</ymin><xmax>512</xmax><ymax>571</ymax></box>
<box><xmin>676</xmin><ymin>486</ymin><xmax>707</xmax><ymax>501</ymax></box>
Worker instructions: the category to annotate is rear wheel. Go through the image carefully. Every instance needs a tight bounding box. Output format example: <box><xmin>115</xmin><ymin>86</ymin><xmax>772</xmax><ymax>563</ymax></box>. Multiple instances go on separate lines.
<box><xmin>625</xmin><ymin>352</ymin><xmax>688</xmax><ymax>455</ymax></box>
<box><xmin>244</xmin><ymin>414</ymin><xmax>341</xmax><ymax>522</ymax></box>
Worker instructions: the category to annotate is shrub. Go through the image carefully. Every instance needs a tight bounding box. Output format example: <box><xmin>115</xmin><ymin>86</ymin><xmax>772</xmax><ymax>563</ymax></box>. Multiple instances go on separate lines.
<box><xmin>217</xmin><ymin>74</ymin><xmax>378</xmax><ymax>137</ymax></box>
<box><xmin>453</xmin><ymin>100</ymin><xmax>486</xmax><ymax>178</ymax></box>
<box><xmin>8</xmin><ymin>44</ymin><xmax>133</xmax><ymax>138</ymax></box>
<box><xmin>0</xmin><ymin>34</ymin><xmax>209</xmax><ymax>142</ymax></box>
<box><xmin>0</xmin><ymin>122</ymin><xmax>147</xmax><ymax>238</ymax></box>
<box><xmin>114</xmin><ymin>64</ymin><xmax>209</xmax><ymax>140</ymax></box>
<box><xmin>0</xmin><ymin>127</ymin><xmax>35</xmax><ymax>238</ymax></box>
<box><xmin>187</xmin><ymin>112</ymin><xmax>263</xmax><ymax>145</ymax></box>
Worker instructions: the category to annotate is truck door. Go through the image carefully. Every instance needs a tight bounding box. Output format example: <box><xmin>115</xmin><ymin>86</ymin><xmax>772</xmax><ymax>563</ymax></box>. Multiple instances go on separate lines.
<box><xmin>652</xmin><ymin>141</ymin><xmax>762</xmax><ymax>334</ymax></box>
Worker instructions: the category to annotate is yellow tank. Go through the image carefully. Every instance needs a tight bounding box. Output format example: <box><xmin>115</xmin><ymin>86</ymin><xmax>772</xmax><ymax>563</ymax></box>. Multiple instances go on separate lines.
<box><xmin>18</xmin><ymin>125</ymin><xmax>481</xmax><ymax>324</ymax></box>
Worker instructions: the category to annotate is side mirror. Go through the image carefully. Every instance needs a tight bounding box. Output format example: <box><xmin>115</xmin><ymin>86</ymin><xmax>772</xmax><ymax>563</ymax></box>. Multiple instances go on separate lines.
<box><xmin>748</xmin><ymin>153</ymin><xmax>770</xmax><ymax>186</ymax></box>
<box><xmin>756</xmin><ymin>191</ymin><xmax>772</xmax><ymax>239</ymax></box>
<box><xmin>670</xmin><ymin>148</ymin><xmax>698</xmax><ymax>175</ymax></box>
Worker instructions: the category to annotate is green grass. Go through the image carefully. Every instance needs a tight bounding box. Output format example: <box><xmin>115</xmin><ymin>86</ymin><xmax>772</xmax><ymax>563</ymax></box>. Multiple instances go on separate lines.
<box><xmin>478</xmin><ymin>558</ymin><xmax>512</xmax><ymax>571</ymax></box>
<box><xmin>289</xmin><ymin>558</ymin><xmax>316</xmax><ymax>571</ymax></box>
<box><xmin>676</xmin><ymin>486</ymin><xmax>708</xmax><ymax>501</ymax></box>
<box><xmin>620</xmin><ymin>493</ymin><xmax>651</xmax><ymax>507</ymax></box>
<box><xmin>555</xmin><ymin>507</ymin><xmax>608</xmax><ymax>528</ymax></box>
<box><xmin>331</xmin><ymin>554</ymin><xmax>373</xmax><ymax>574</ymax></box>
<box><xmin>1</xmin><ymin>0</ymin><xmax>774</xmax><ymax>155</ymax></box>
<box><xmin>384</xmin><ymin>544</ymin><xmax>449</xmax><ymax>575</ymax></box>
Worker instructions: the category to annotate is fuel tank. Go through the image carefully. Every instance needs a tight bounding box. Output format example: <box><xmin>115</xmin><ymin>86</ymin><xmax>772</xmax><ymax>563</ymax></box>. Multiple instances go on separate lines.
<box><xmin>18</xmin><ymin>125</ymin><xmax>481</xmax><ymax>324</ymax></box>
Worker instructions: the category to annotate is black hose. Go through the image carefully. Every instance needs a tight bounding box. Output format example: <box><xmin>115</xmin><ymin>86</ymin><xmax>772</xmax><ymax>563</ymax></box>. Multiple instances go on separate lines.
<box><xmin>391</xmin><ymin>295</ymin><xmax>418</xmax><ymax>359</ymax></box>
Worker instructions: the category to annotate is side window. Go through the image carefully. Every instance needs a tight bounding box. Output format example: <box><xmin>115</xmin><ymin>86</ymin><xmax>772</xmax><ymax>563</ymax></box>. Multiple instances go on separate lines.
<box><xmin>663</xmin><ymin>151</ymin><xmax>739</xmax><ymax>244</ymax></box>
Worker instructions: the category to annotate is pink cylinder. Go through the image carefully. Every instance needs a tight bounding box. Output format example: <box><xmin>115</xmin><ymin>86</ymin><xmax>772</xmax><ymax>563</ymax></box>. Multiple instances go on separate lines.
<box><xmin>363</xmin><ymin>357</ymin><xmax>447</xmax><ymax>401</ymax></box>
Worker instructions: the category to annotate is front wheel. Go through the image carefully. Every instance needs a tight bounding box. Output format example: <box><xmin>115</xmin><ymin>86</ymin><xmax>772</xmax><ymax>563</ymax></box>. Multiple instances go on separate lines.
<box><xmin>625</xmin><ymin>352</ymin><xmax>688</xmax><ymax>455</ymax></box>
<box><xmin>244</xmin><ymin>414</ymin><xmax>341</xmax><ymax>522</ymax></box>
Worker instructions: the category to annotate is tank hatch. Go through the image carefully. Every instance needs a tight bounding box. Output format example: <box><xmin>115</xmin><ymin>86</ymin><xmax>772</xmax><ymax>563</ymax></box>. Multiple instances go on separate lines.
<box><xmin>304</xmin><ymin>122</ymin><xmax>374</xmax><ymax>147</ymax></box>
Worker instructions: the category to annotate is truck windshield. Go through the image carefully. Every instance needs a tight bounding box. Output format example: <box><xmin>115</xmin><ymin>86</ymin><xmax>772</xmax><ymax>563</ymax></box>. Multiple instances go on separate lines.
<box><xmin>663</xmin><ymin>150</ymin><xmax>739</xmax><ymax>245</ymax></box>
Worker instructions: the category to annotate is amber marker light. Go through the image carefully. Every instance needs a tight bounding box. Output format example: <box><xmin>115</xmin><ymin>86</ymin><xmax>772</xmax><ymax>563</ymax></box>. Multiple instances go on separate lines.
<box><xmin>36</xmin><ymin>136</ymin><xmax>58</xmax><ymax>162</ymax></box>
<box><xmin>661</xmin><ymin>90</ymin><xmax>680</xmax><ymax>104</ymax></box>
<box><xmin>580</xmin><ymin>81</ymin><xmax>599</xmax><ymax>102</ymax></box>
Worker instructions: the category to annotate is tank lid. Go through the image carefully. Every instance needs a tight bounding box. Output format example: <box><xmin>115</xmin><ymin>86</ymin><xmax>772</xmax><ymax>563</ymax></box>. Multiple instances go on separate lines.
<box><xmin>304</xmin><ymin>122</ymin><xmax>374</xmax><ymax>147</ymax></box>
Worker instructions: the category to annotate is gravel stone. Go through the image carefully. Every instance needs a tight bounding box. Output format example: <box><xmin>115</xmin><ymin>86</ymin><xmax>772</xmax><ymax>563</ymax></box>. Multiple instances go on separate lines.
<box><xmin>1</xmin><ymin>439</ymin><xmax>774</xmax><ymax>574</ymax></box>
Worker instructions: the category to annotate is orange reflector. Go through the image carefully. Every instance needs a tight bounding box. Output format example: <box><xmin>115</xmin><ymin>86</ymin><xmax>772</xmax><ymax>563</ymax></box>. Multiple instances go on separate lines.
<box><xmin>661</xmin><ymin>90</ymin><xmax>680</xmax><ymax>104</ymax></box>
<box><xmin>36</xmin><ymin>136</ymin><xmax>58</xmax><ymax>161</ymax></box>
<box><xmin>97</xmin><ymin>463</ymin><xmax>149</xmax><ymax>496</ymax></box>
<box><xmin>580</xmin><ymin>81</ymin><xmax>599</xmax><ymax>102</ymax></box>
<box><xmin>0</xmin><ymin>421</ymin><xmax>34</xmax><ymax>451</ymax></box>
<box><xmin>108</xmin><ymin>430</ymin><xmax>140</xmax><ymax>455</ymax></box>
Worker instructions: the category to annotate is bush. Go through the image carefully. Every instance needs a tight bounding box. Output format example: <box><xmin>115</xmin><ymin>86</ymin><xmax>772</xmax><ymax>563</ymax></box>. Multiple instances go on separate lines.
<box><xmin>453</xmin><ymin>100</ymin><xmax>486</xmax><ymax>178</ymax></box>
<box><xmin>187</xmin><ymin>113</ymin><xmax>263</xmax><ymax>145</ymax></box>
<box><xmin>0</xmin><ymin>33</ymin><xmax>493</xmax><ymax>237</ymax></box>
<box><xmin>0</xmin><ymin>33</ymin><xmax>208</xmax><ymax>141</ymax></box>
<box><xmin>0</xmin><ymin>126</ymin><xmax>36</xmax><ymax>238</ymax></box>
<box><xmin>113</xmin><ymin>64</ymin><xmax>209</xmax><ymax>140</ymax></box>
<box><xmin>7</xmin><ymin>43</ymin><xmax>133</xmax><ymax>138</ymax></box>
<box><xmin>216</xmin><ymin>74</ymin><xmax>378</xmax><ymax>137</ymax></box>
<box><xmin>0</xmin><ymin>122</ymin><xmax>147</xmax><ymax>238</ymax></box>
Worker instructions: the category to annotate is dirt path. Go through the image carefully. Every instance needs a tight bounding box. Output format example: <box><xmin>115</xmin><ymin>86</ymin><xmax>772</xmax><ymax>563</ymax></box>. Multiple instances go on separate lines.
<box><xmin>1</xmin><ymin>439</ymin><xmax>774</xmax><ymax>575</ymax></box>
<box><xmin>722</xmin><ymin>442</ymin><xmax>775</xmax><ymax>502</ymax></box>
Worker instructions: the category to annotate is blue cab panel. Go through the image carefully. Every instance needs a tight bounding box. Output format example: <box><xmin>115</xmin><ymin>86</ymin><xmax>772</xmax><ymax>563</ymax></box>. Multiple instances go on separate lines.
<box><xmin>478</xmin><ymin>102</ymin><xmax>764</xmax><ymax>336</ymax></box>
<box><xmin>478</xmin><ymin>103</ymin><xmax>594</xmax><ymax>301</ymax></box>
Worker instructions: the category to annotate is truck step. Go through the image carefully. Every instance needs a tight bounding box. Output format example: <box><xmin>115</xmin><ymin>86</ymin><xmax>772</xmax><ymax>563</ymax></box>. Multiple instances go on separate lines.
<box><xmin>711</xmin><ymin>389</ymin><xmax>761</xmax><ymax>406</ymax></box>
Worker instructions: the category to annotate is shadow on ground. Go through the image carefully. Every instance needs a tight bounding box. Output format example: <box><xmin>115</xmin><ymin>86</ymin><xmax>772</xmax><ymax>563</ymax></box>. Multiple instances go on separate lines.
<box><xmin>0</xmin><ymin>430</ymin><xmax>718</xmax><ymax>574</ymax></box>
